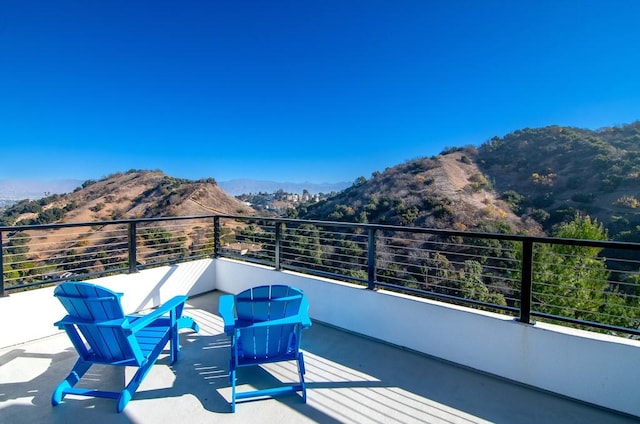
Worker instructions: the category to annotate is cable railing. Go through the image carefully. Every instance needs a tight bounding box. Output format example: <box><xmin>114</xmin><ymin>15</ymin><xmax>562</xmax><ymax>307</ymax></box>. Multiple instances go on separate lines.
<box><xmin>0</xmin><ymin>216</ymin><xmax>217</xmax><ymax>292</ymax></box>
<box><xmin>2</xmin><ymin>214</ymin><xmax>640</xmax><ymax>337</ymax></box>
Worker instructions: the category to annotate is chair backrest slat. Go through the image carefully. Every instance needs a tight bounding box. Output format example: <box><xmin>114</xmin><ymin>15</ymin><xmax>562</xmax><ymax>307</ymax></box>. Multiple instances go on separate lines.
<box><xmin>54</xmin><ymin>282</ymin><xmax>136</xmax><ymax>363</ymax></box>
<box><xmin>234</xmin><ymin>285</ymin><xmax>305</xmax><ymax>360</ymax></box>
<box><xmin>235</xmin><ymin>286</ymin><xmax>303</xmax><ymax>322</ymax></box>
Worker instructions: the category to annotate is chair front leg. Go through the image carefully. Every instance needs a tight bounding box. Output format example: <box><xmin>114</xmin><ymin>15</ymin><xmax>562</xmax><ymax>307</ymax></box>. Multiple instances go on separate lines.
<box><xmin>51</xmin><ymin>358</ymin><xmax>92</xmax><ymax>406</ymax></box>
<box><xmin>297</xmin><ymin>352</ymin><xmax>307</xmax><ymax>403</ymax></box>
<box><xmin>230</xmin><ymin>367</ymin><xmax>237</xmax><ymax>413</ymax></box>
<box><xmin>118</xmin><ymin>360</ymin><xmax>156</xmax><ymax>412</ymax></box>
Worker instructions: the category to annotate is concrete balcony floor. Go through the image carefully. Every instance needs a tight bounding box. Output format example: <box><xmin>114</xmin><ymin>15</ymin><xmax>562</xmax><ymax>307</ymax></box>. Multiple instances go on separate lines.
<box><xmin>1</xmin><ymin>291</ymin><xmax>637</xmax><ymax>424</ymax></box>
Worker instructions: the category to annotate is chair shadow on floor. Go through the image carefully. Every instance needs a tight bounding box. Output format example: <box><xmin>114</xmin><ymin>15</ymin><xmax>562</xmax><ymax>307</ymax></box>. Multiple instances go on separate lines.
<box><xmin>133</xmin><ymin>331</ymin><xmax>315</xmax><ymax>414</ymax></box>
<box><xmin>0</xmin><ymin>345</ymin><xmax>140</xmax><ymax>423</ymax></box>
<box><xmin>0</xmin><ymin>347</ymin><xmax>77</xmax><ymax>406</ymax></box>
<box><xmin>129</xmin><ymin>331</ymin><xmax>232</xmax><ymax>412</ymax></box>
<box><xmin>0</xmin><ymin>331</ymin><xmax>232</xmax><ymax>421</ymax></box>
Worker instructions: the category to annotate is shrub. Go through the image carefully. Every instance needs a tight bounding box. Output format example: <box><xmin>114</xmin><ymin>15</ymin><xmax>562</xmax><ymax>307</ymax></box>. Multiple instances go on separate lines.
<box><xmin>615</xmin><ymin>195</ymin><xmax>640</xmax><ymax>209</ymax></box>
<box><xmin>468</xmin><ymin>173</ymin><xmax>492</xmax><ymax>191</ymax></box>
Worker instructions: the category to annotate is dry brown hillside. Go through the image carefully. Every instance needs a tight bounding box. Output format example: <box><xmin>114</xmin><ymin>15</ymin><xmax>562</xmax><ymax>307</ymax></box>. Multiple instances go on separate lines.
<box><xmin>300</xmin><ymin>150</ymin><xmax>543</xmax><ymax>235</ymax></box>
<box><xmin>49</xmin><ymin>170</ymin><xmax>254</xmax><ymax>223</ymax></box>
<box><xmin>2</xmin><ymin>171</ymin><xmax>256</xmax><ymax>262</ymax></box>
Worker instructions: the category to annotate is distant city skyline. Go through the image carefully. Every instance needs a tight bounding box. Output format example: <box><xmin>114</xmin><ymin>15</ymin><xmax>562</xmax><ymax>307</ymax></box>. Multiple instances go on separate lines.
<box><xmin>1</xmin><ymin>1</ymin><xmax>639</xmax><ymax>184</ymax></box>
<box><xmin>0</xmin><ymin>176</ymin><xmax>351</xmax><ymax>200</ymax></box>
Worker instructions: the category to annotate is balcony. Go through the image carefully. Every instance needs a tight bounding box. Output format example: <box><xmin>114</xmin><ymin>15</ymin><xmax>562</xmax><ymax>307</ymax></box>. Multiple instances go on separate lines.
<box><xmin>2</xmin><ymin>216</ymin><xmax>640</xmax><ymax>422</ymax></box>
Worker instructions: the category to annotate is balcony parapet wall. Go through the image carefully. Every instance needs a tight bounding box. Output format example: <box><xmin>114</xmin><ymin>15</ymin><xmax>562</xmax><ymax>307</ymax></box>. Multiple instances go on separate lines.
<box><xmin>215</xmin><ymin>258</ymin><xmax>640</xmax><ymax>419</ymax></box>
<box><xmin>0</xmin><ymin>258</ymin><xmax>215</xmax><ymax>348</ymax></box>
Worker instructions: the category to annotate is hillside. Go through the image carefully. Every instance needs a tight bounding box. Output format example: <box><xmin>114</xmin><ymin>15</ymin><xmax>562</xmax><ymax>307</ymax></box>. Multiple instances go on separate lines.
<box><xmin>296</xmin><ymin>121</ymin><xmax>640</xmax><ymax>240</ymax></box>
<box><xmin>476</xmin><ymin>122</ymin><xmax>640</xmax><ymax>240</ymax></box>
<box><xmin>295</xmin><ymin>150</ymin><xmax>543</xmax><ymax>235</ymax></box>
<box><xmin>3</xmin><ymin>122</ymin><xmax>639</xmax><ymax>242</ymax></box>
<box><xmin>1</xmin><ymin>170</ymin><xmax>254</xmax><ymax>226</ymax></box>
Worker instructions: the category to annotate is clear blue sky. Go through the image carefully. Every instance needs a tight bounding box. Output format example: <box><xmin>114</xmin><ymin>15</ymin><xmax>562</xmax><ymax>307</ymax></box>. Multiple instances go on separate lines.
<box><xmin>1</xmin><ymin>1</ymin><xmax>639</xmax><ymax>184</ymax></box>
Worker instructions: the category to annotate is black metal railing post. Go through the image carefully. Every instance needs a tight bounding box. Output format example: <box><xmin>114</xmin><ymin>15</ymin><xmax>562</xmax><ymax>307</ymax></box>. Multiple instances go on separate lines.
<box><xmin>519</xmin><ymin>240</ymin><xmax>534</xmax><ymax>324</ymax></box>
<box><xmin>128</xmin><ymin>222</ymin><xmax>138</xmax><ymax>274</ymax></box>
<box><xmin>275</xmin><ymin>221</ymin><xmax>282</xmax><ymax>270</ymax></box>
<box><xmin>0</xmin><ymin>231</ymin><xmax>5</xmax><ymax>297</ymax></box>
<box><xmin>367</xmin><ymin>228</ymin><xmax>377</xmax><ymax>290</ymax></box>
<box><xmin>213</xmin><ymin>216</ymin><xmax>220</xmax><ymax>257</ymax></box>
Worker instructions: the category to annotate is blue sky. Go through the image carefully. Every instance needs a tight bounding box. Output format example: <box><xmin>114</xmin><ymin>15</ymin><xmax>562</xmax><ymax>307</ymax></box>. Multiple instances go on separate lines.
<box><xmin>1</xmin><ymin>1</ymin><xmax>639</xmax><ymax>184</ymax></box>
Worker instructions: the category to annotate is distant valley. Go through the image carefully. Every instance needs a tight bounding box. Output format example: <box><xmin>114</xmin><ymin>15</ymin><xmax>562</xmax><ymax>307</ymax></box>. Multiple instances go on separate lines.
<box><xmin>0</xmin><ymin>179</ymin><xmax>84</xmax><ymax>201</ymax></box>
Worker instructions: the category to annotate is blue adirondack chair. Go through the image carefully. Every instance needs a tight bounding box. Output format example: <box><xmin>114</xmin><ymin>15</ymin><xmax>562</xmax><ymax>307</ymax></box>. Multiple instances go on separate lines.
<box><xmin>218</xmin><ymin>285</ymin><xmax>311</xmax><ymax>412</ymax></box>
<box><xmin>51</xmin><ymin>281</ymin><xmax>199</xmax><ymax>412</ymax></box>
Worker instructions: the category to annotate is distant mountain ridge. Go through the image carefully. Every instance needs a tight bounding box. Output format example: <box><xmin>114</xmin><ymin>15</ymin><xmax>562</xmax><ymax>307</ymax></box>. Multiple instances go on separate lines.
<box><xmin>0</xmin><ymin>179</ymin><xmax>84</xmax><ymax>200</ymax></box>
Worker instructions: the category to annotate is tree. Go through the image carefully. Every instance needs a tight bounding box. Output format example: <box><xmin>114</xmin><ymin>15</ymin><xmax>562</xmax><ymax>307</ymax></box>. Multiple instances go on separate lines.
<box><xmin>2</xmin><ymin>232</ymin><xmax>35</xmax><ymax>286</ymax></box>
<box><xmin>353</xmin><ymin>176</ymin><xmax>367</xmax><ymax>186</ymax></box>
<box><xmin>532</xmin><ymin>214</ymin><xmax>638</xmax><ymax>327</ymax></box>
<box><xmin>459</xmin><ymin>260</ymin><xmax>507</xmax><ymax>306</ymax></box>
<box><xmin>421</xmin><ymin>251</ymin><xmax>456</xmax><ymax>295</ymax></box>
<box><xmin>283</xmin><ymin>224</ymin><xmax>322</xmax><ymax>267</ymax></box>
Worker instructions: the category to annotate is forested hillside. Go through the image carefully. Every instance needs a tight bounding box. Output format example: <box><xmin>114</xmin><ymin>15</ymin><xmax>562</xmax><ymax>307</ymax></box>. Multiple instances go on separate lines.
<box><xmin>295</xmin><ymin>122</ymin><xmax>640</xmax><ymax>241</ymax></box>
<box><xmin>477</xmin><ymin>122</ymin><xmax>640</xmax><ymax>240</ymax></box>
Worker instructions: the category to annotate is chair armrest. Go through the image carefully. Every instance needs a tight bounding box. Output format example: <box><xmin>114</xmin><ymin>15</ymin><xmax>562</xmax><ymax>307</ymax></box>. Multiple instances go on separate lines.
<box><xmin>300</xmin><ymin>315</ymin><xmax>312</xmax><ymax>329</ymax></box>
<box><xmin>218</xmin><ymin>294</ymin><xmax>236</xmax><ymax>335</ymax></box>
<box><xmin>127</xmin><ymin>296</ymin><xmax>188</xmax><ymax>333</ymax></box>
<box><xmin>300</xmin><ymin>296</ymin><xmax>312</xmax><ymax>329</ymax></box>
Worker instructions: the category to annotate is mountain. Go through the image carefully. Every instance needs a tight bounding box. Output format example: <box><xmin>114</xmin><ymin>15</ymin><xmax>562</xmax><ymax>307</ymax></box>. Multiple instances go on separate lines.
<box><xmin>295</xmin><ymin>150</ymin><xmax>543</xmax><ymax>235</ymax></box>
<box><xmin>3</xmin><ymin>121</ymin><xmax>640</xmax><ymax>241</ymax></box>
<box><xmin>218</xmin><ymin>179</ymin><xmax>350</xmax><ymax>196</ymax></box>
<box><xmin>295</xmin><ymin>121</ymin><xmax>640</xmax><ymax>240</ymax></box>
<box><xmin>476</xmin><ymin>122</ymin><xmax>640</xmax><ymax>240</ymax></box>
<box><xmin>0</xmin><ymin>170</ymin><xmax>254</xmax><ymax>226</ymax></box>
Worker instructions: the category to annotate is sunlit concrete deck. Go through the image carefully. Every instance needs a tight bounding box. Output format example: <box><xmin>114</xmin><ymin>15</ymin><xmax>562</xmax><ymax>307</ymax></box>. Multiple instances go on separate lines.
<box><xmin>1</xmin><ymin>291</ymin><xmax>637</xmax><ymax>424</ymax></box>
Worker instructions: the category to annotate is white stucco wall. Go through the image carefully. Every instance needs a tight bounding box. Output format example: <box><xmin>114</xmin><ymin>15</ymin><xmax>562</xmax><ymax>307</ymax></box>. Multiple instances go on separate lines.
<box><xmin>0</xmin><ymin>259</ymin><xmax>215</xmax><ymax>348</ymax></box>
<box><xmin>214</xmin><ymin>258</ymin><xmax>640</xmax><ymax>418</ymax></box>
<box><xmin>3</xmin><ymin>256</ymin><xmax>639</xmax><ymax>417</ymax></box>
